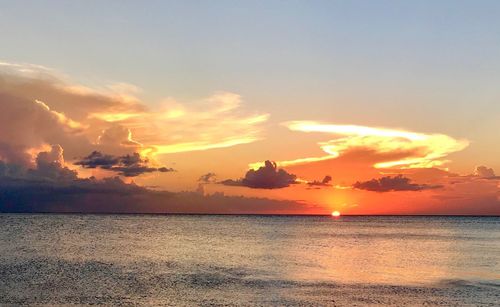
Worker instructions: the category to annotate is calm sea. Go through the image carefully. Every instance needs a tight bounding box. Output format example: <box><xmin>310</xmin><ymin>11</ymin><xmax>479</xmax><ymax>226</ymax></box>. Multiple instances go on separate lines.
<box><xmin>0</xmin><ymin>214</ymin><xmax>498</xmax><ymax>306</ymax></box>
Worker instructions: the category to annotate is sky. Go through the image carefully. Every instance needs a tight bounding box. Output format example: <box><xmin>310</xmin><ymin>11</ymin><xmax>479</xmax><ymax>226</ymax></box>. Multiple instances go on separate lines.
<box><xmin>0</xmin><ymin>1</ymin><xmax>499</xmax><ymax>215</ymax></box>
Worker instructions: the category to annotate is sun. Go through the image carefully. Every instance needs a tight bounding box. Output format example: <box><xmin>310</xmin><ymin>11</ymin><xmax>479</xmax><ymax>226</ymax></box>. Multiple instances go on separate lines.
<box><xmin>331</xmin><ymin>211</ymin><xmax>341</xmax><ymax>217</ymax></box>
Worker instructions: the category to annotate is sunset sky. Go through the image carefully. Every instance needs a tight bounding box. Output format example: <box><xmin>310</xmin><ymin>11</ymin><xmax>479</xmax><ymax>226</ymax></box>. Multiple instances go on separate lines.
<box><xmin>0</xmin><ymin>1</ymin><xmax>499</xmax><ymax>215</ymax></box>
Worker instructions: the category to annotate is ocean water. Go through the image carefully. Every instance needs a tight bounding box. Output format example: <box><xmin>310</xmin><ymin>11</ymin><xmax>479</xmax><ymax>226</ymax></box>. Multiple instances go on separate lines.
<box><xmin>0</xmin><ymin>214</ymin><xmax>498</xmax><ymax>306</ymax></box>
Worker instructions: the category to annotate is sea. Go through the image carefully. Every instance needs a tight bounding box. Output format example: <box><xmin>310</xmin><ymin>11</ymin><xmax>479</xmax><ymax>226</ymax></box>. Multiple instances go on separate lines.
<box><xmin>0</xmin><ymin>214</ymin><xmax>498</xmax><ymax>306</ymax></box>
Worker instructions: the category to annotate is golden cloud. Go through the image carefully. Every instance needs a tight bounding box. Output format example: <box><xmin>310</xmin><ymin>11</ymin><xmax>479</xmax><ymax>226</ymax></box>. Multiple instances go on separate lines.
<box><xmin>0</xmin><ymin>61</ymin><xmax>269</xmax><ymax>164</ymax></box>
<box><xmin>250</xmin><ymin>121</ymin><xmax>468</xmax><ymax>170</ymax></box>
<box><xmin>35</xmin><ymin>100</ymin><xmax>86</xmax><ymax>130</ymax></box>
<box><xmin>103</xmin><ymin>92</ymin><xmax>270</xmax><ymax>157</ymax></box>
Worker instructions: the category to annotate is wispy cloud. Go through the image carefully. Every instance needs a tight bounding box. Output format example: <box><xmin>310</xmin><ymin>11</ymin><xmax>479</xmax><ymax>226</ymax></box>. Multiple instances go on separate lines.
<box><xmin>254</xmin><ymin>121</ymin><xmax>468</xmax><ymax>170</ymax></box>
<box><xmin>130</xmin><ymin>92</ymin><xmax>269</xmax><ymax>156</ymax></box>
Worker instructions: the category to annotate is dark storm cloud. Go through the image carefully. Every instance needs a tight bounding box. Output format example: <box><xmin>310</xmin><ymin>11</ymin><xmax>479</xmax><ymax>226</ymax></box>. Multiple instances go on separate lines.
<box><xmin>0</xmin><ymin>180</ymin><xmax>323</xmax><ymax>214</ymax></box>
<box><xmin>221</xmin><ymin>160</ymin><xmax>297</xmax><ymax>189</ymax></box>
<box><xmin>28</xmin><ymin>145</ymin><xmax>78</xmax><ymax>181</ymax></box>
<box><xmin>353</xmin><ymin>175</ymin><xmax>442</xmax><ymax>192</ymax></box>
<box><xmin>74</xmin><ymin>151</ymin><xmax>118</xmax><ymax>169</ymax></box>
<box><xmin>0</xmin><ymin>173</ymin><xmax>150</xmax><ymax>213</ymax></box>
<box><xmin>0</xmin><ymin>147</ymin><xmax>151</xmax><ymax>212</ymax></box>
<box><xmin>0</xmin><ymin>145</ymin><xmax>149</xmax><ymax>212</ymax></box>
<box><xmin>74</xmin><ymin>151</ymin><xmax>174</xmax><ymax>177</ymax></box>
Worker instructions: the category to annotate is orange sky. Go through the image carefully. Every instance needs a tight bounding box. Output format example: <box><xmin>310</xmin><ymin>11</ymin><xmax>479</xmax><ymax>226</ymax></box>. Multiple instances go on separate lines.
<box><xmin>0</xmin><ymin>62</ymin><xmax>498</xmax><ymax>215</ymax></box>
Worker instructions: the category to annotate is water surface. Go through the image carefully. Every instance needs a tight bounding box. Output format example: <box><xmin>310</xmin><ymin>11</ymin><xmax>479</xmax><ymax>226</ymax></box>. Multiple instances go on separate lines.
<box><xmin>0</xmin><ymin>214</ymin><xmax>498</xmax><ymax>305</ymax></box>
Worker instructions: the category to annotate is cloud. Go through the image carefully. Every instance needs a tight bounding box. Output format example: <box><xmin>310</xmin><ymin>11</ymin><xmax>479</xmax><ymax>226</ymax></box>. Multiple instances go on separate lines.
<box><xmin>97</xmin><ymin>125</ymin><xmax>142</xmax><ymax>148</ymax></box>
<box><xmin>74</xmin><ymin>151</ymin><xmax>174</xmax><ymax>177</ymax></box>
<box><xmin>474</xmin><ymin>166</ymin><xmax>496</xmax><ymax>179</ymax></box>
<box><xmin>221</xmin><ymin>160</ymin><xmax>298</xmax><ymax>189</ymax></box>
<box><xmin>307</xmin><ymin>175</ymin><xmax>332</xmax><ymax>187</ymax></box>
<box><xmin>134</xmin><ymin>92</ymin><xmax>269</xmax><ymax>157</ymax></box>
<box><xmin>0</xmin><ymin>173</ymin><xmax>152</xmax><ymax>213</ymax></box>
<box><xmin>0</xmin><ymin>61</ymin><xmax>145</xmax><ymax>122</ymax></box>
<box><xmin>198</xmin><ymin>172</ymin><xmax>217</xmax><ymax>183</ymax></box>
<box><xmin>94</xmin><ymin>91</ymin><xmax>269</xmax><ymax>157</ymax></box>
<box><xmin>0</xmin><ymin>144</ymin><xmax>78</xmax><ymax>182</ymax></box>
<box><xmin>28</xmin><ymin>145</ymin><xmax>78</xmax><ymax>181</ymax></box>
<box><xmin>0</xmin><ymin>61</ymin><xmax>268</xmax><ymax>169</ymax></box>
<box><xmin>0</xmin><ymin>145</ymin><xmax>158</xmax><ymax>212</ymax></box>
<box><xmin>256</xmin><ymin>121</ymin><xmax>468</xmax><ymax>170</ymax></box>
<box><xmin>353</xmin><ymin>175</ymin><xmax>442</xmax><ymax>192</ymax></box>
<box><xmin>0</xmin><ymin>93</ymin><xmax>89</xmax><ymax>166</ymax></box>
<box><xmin>0</xmin><ymin>182</ymin><xmax>325</xmax><ymax>214</ymax></box>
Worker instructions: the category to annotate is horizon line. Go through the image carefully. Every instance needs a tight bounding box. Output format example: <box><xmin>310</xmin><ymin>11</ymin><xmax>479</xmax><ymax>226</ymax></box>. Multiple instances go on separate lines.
<box><xmin>1</xmin><ymin>212</ymin><xmax>498</xmax><ymax>217</ymax></box>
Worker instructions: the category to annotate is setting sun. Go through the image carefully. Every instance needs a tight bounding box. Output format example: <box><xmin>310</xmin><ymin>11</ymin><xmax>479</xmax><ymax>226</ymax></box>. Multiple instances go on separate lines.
<box><xmin>331</xmin><ymin>211</ymin><xmax>341</xmax><ymax>217</ymax></box>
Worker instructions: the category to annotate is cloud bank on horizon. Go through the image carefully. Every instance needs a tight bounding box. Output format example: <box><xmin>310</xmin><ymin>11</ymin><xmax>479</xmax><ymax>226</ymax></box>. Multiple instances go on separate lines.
<box><xmin>0</xmin><ymin>157</ymin><xmax>319</xmax><ymax>214</ymax></box>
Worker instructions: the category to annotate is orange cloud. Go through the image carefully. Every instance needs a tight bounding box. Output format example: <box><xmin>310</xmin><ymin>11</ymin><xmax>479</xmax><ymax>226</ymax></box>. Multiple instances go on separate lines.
<box><xmin>250</xmin><ymin>121</ymin><xmax>468</xmax><ymax>170</ymax></box>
